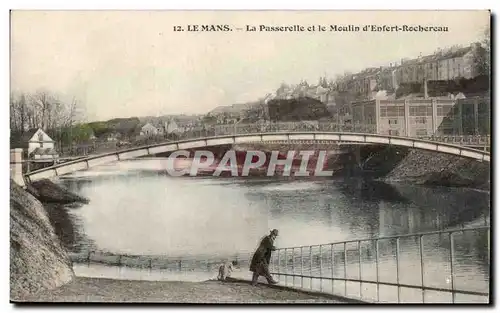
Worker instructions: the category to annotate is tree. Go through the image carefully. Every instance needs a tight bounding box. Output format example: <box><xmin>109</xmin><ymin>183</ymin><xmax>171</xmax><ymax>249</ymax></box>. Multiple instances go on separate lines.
<box><xmin>10</xmin><ymin>90</ymin><xmax>85</xmax><ymax>151</ymax></box>
<box><xmin>88</xmin><ymin>121</ymin><xmax>112</xmax><ymax>137</ymax></box>
<box><xmin>10</xmin><ymin>90</ymin><xmax>84</xmax><ymax>132</ymax></box>
<box><xmin>469</xmin><ymin>26</ymin><xmax>490</xmax><ymax>78</ymax></box>
<box><xmin>71</xmin><ymin>124</ymin><xmax>94</xmax><ymax>143</ymax></box>
<box><xmin>481</xmin><ymin>25</ymin><xmax>491</xmax><ymax>76</ymax></box>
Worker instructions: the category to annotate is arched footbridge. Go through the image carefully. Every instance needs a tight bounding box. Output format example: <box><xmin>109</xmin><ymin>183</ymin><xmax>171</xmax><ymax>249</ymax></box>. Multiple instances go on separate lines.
<box><xmin>24</xmin><ymin>132</ymin><xmax>490</xmax><ymax>183</ymax></box>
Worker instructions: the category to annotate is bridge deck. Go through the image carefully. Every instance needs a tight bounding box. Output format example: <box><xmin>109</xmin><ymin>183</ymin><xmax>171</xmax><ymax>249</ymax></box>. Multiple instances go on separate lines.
<box><xmin>17</xmin><ymin>277</ymin><xmax>349</xmax><ymax>303</ymax></box>
<box><xmin>23</xmin><ymin>132</ymin><xmax>491</xmax><ymax>183</ymax></box>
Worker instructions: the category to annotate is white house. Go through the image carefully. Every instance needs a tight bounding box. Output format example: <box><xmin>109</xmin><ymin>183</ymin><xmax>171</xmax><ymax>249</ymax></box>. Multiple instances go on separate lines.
<box><xmin>25</xmin><ymin>128</ymin><xmax>59</xmax><ymax>160</ymax></box>
<box><xmin>165</xmin><ymin>119</ymin><xmax>186</xmax><ymax>134</ymax></box>
<box><xmin>140</xmin><ymin>122</ymin><xmax>160</xmax><ymax>137</ymax></box>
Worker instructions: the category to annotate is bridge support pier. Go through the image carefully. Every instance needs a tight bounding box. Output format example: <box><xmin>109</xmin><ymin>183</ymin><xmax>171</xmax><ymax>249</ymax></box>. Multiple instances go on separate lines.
<box><xmin>10</xmin><ymin>148</ymin><xmax>25</xmax><ymax>187</ymax></box>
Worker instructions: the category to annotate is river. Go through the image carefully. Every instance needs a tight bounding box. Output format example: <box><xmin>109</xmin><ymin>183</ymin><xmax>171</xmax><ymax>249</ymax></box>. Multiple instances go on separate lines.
<box><xmin>55</xmin><ymin>158</ymin><xmax>490</xmax><ymax>303</ymax></box>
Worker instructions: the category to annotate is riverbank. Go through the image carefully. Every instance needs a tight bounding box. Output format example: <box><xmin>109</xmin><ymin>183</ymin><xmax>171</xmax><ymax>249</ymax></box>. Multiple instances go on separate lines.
<box><xmin>10</xmin><ymin>177</ymin><xmax>93</xmax><ymax>300</ymax></box>
<box><xmin>18</xmin><ymin>277</ymin><xmax>347</xmax><ymax>303</ymax></box>
<box><xmin>235</xmin><ymin>143</ymin><xmax>490</xmax><ymax>191</ymax></box>
<box><xmin>10</xmin><ymin>180</ymin><xmax>75</xmax><ymax>300</ymax></box>
<box><xmin>10</xmin><ymin>179</ymin><xmax>354</xmax><ymax>303</ymax></box>
<box><xmin>382</xmin><ymin>149</ymin><xmax>490</xmax><ymax>191</ymax></box>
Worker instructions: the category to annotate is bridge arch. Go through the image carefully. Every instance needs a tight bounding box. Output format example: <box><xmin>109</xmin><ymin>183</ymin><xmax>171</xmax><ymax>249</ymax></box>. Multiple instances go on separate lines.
<box><xmin>24</xmin><ymin>132</ymin><xmax>490</xmax><ymax>183</ymax></box>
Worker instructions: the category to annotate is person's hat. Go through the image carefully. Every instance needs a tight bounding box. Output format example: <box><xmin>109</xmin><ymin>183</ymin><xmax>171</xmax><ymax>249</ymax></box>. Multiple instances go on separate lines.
<box><xmin>270</xmin><ymin>229</ymin><xmax>279</xmax><ymax>236</ymax></box>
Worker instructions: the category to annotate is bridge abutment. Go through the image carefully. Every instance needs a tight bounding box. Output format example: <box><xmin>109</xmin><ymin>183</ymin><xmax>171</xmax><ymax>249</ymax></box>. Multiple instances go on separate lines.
<box><xmin>10</xmin><ymin>148</ymin><xmax>25</xmax><ymax>187</ymax></box>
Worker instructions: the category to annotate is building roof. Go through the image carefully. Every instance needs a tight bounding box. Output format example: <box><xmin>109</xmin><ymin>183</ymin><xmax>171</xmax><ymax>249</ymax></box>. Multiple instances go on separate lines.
<box><xmin>10</xmin><ymin>128</ymin><xmax>51</xmax><ymax>149</ymax></box>
<box><xmin>401</xmin><ymin>46</ymin><xmax>473</xmax><ymax>66</ymax></box>
<box><xmin>209</xmin><ymin>101</ymin><xmax>261</xmax><ymax>117</ymax></box>
<box><xmin>24</xmin><ymin>128</ymin><xmax>40</xmax><ymax>140</ymax></box>
<box><xmin>438</xmin><ymin>46</ymin><xmax>473</xmax><ymax>60</ymax></box>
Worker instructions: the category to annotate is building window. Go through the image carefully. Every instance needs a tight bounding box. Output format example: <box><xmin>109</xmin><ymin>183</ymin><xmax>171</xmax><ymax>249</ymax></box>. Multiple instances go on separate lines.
<box><xmin>410</xmin><ymin>106</ymin><xmax>433</xmax><ymax>116</ymax></box>
<box><xmin>380</xmin><ymin>106</ymin><xmax>387</xmax><ymax>117</ymax></box>
<box><xmin>380</xmin><ymin>105</ymin><xmax>405</xmax><ymax>117</ymax></box>
<box><xmin>415</xmin><ymin>117</ymin><xmax>427</xmax><ymax>124</ymax></box>
<box><xmin>389</xmin><ymin>130</ymin><xmax>399</xmax><ymax>136</ymax></box>
<box><xmin>388</xmin><ymin>119</ymin><xmax>398</xmax><ymax>125</ymax></box>
<box><xmin>416</xmin><ymin>129</ymin><xmax>428</xmax><ymax>136</ymax></box>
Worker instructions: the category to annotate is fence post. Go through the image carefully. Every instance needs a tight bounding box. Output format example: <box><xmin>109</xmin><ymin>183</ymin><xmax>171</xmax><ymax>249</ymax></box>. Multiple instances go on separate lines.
<box><xmin>331</xmin><ymin>244</ymin><xmax>335</xmax><ymax>295</ymax></box>
<box><xmin>300</xmin><ymin>247</ymin><xmax>304</xmax><ymax>289</ymax></box>
<box><xmin>319</xmin><ymin>245</ymin><xmax>323</xmax><ymax>292</ymax></box>
<box><xmin>291</xmin><ymin>248</ymin><xmax>295</xmax><ymax>287</ymax></box>
<box><xmin>358</xmin><ymin>241</ymin><xmax>362</xmax><ymax>299</ymax></box>
<box><xmin>419</xmin><ymin>235</ymin><xmax>425</xmax><ymax>303</ymax></box>
<box><xmin>284</xmin><ymin>248</ymin><xmax>288</xmax><ymax>286</ymax></box>
<box><xmin>396</xmin><ymin>238</ymin><xmax>401</xmax><ymax>303</ymax></box>
<box><xmin>309</xmin><ymin>246</ymin><xmax>313</xmax><ymax>290</ymax></box>
<box><xmin>376</xmin><ymin>239</ymin><xmax>380</xmax><ymax>302</ymax></box>
<box><xmin>278</xmin><ymin>249</ymin><xmax>281</xmax><ymax>283</ymax></box>
<box><xmin>178</xmin><ymin>259</ymin><xmax>182</xmax><ymax>271</ymax></box>
<box><xmin>344</xmin><ymin>242</ymin><xmax>347</xmax><ymax>297</ymax></box>
<box><xmin>449</xmin><ymin>233</ymin><xmax>455</xmax><ymax>303</ymax></box>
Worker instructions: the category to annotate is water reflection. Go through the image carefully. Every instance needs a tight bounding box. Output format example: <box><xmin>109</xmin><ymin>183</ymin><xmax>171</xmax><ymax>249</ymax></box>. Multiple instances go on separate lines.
<box><xmin>53</xmin><ymin>159</ymin><xmax>489</xmax><ymax>302</ymax></box>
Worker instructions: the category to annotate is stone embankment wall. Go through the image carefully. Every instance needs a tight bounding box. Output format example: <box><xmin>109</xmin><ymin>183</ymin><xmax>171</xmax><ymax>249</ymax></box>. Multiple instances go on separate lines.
<box><xmin>382</xmin><ymin>149</ymin><xmax>490</xmax><ymax>190</ymax></box>
<box><xmin>10</xmin><ymin>180</ymin><xmax>75</xmax><ymax>300</ymax></box>
<box><xmin>10</xmin><ymin>178</ymin><xmax>90</xmax><ymax>301</ymax></box>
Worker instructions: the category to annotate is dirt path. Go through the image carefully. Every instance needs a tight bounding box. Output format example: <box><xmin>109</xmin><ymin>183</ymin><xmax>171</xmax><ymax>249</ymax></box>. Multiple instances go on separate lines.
<box><xmin>16</xmin><ymin>277</ymin><xmax>348</xmax><ymax>303</ymax></box>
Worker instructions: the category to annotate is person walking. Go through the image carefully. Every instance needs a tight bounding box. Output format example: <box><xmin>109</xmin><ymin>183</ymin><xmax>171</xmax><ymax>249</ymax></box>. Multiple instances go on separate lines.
<box><xmin>249</xmin><ymin>229</ymin><xmax>279</xmax><ymax>286</ymax></box>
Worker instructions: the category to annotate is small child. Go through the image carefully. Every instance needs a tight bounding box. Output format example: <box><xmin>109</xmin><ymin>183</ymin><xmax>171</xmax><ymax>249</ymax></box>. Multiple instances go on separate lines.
<box><xmin>217</xmin><ymin>261</ymin><xmax>236</xmax><ymax>281</ymax></box>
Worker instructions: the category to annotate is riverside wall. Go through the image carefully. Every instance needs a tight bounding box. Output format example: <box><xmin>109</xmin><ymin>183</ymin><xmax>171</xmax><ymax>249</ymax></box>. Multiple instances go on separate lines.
<box><xmin>381</xmin><ymin>149</ymin><xmax>490</xmax><ymax>190</ymax></box>
<box><xmin>10</xmin><ymin>180</ymin><xmax>75</xmax><ymax>300</ymax></box>
<box><xmin>10</xmin><ymin>177</ymin><xmax>92</xmax><ymax>301</ymax></box>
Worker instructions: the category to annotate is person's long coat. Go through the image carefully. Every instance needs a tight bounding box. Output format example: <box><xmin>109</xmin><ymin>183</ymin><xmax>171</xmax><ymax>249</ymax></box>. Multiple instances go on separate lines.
<box><xmin>249</xmin><ymin>235</ymin><xmax>276</xmax><ymax>272</ymax></box>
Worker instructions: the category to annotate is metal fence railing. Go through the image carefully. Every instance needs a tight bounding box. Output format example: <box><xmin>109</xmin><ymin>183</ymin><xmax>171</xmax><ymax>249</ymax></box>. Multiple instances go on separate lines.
<box><xmin>69</xmin><ymin>225</ymin><xmax>490</xmax><ymax>303</ymax></box>
<box><xmin>60</xmin><ymin>122</ymin><xmax>490</xmax><ymax>158</ymax></box>
<box><xmin>269</xmin><ymin>226</ymin><xmax>490</xmax><ymax>304</ymax></box>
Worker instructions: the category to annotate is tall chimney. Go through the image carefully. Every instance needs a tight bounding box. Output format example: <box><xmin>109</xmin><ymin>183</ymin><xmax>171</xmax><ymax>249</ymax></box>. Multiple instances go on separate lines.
<box><xmin>423</xmin><ymin>78</ymin><xmax>428</xmax><ymax>99</ymax></box>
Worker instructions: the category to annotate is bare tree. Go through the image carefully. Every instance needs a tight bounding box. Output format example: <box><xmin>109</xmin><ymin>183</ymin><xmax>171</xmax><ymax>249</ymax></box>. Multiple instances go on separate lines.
<box><xmin>10</xmin><ymin>90</ymin><xmax>84</xmax><ymax>133</ymax></box>
<box><xmin>10</xmin><ymin>93</ymin><xmax>17</xmax><ymax>131</ymax></box>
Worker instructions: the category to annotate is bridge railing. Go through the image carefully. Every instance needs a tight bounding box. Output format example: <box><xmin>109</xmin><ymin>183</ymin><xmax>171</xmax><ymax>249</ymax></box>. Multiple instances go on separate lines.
<box><xmin>77</xmin><ymin>122</ymin><xmax>489</xmax><ymax>157</ymax></box>
<box><xmin>69</xmin><ymin>225</ymin><xmax>489</xmax><ymax>303</ymax></box>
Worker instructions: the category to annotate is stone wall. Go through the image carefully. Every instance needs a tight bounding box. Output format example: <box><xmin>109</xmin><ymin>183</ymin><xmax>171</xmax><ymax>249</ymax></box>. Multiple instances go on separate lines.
<box><xmin>10</xmin><ymin>180</ymin><xmax>74</xmax><ymax>301</ymax></box>
<box><xmin>10</xmin><ymin>148</ymin><xmax>24</xmax><ymax>187</ymax></box>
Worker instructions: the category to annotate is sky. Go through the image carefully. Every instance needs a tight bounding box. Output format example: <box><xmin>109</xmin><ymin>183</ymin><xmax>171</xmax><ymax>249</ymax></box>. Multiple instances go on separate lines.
<box><xmin>10</xmin><ymin>10</ymin><xmax>489</xmax><ymax>122</ymax></box>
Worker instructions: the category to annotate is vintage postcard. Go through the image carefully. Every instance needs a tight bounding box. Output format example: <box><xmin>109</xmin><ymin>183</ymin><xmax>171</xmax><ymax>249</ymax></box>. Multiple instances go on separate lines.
<box><xmin>9</xmin><ymin>10</ymin><xmax>491</xmax><ymax>304</ymax></box>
